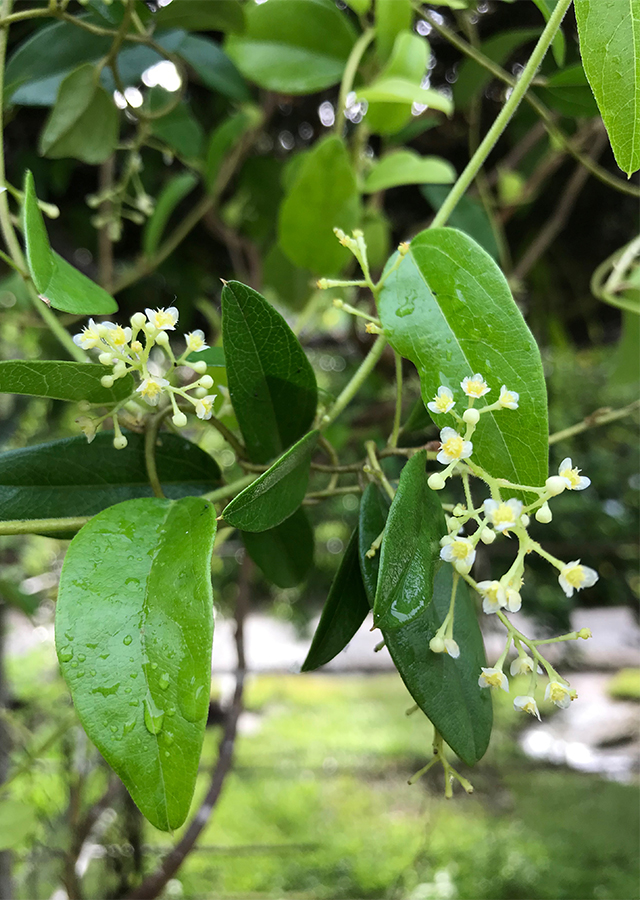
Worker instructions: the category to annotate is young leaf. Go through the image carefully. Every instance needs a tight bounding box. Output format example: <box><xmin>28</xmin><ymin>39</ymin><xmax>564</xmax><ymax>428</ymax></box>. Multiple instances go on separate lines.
<box><xmin>363</xmin><ymin>150</ymin><xmax>455</xmax><ymax>193</ymax></box>
<box><xmin>358</xmin><ymin>78</ymin><xmax>453</xmax><ymax>115</ymax></box>
<box><xmin>575</xmin><ymin>0</ymin><xmax>640</xmax><ymax>175</ymax></box>
<box><xmin>222</xmin><ymin>431</ymin><xmax>319</xmax><ymax>532</ymax></box>
<box><xmin>221</xmin><ymin>280</ymin><xmax>317</xmax><ymax>463</ymax></box>
<box><xmin>377</xmin><ymin>227</ymin><xmax>548</xmax><ymax>490</ymax></box>
<box><xmin>373</xmin><ymin>450</ymin><xmax>446</xmax><ymax>630</ymax></box>
<box><xmin>536</xmin><ymin>64</ymin><xmax>598</xmax><ymax>118</ymax></box>
<box><xmin>55</xmin><ymin>496</ymin><xmax>217</xmax><ymax>831</ymax></box>
<box><xmin>375</xmin><ymin>0</ymin><xmax>412</xmax><ymax>64</ymax></box>
<box><xmin>186</xmin><ymin>346</ymin><xmax>226</xmax><ymax>368</ymax></box>
<box><xmin>142</xmin><ymin>172</ymin><xmax>198</xmax><ymax>257</ymax></box>
<box><xmin>0</xmin><ymin>360</ymin><xmax>133</xmax><ymax>404</ymax></box>
<box><xmin>366</xmin><ymin>31</ymin><xmax>429</xmax><ymax>137</ymax></box>
<box><xmin>39</xmin><ymin>64</ymin><xmax>119</xmax><ymax>164</ymax></box>
<box><xmin>23</xmin><ymin>171</ymin><xmax>117</xmax><ymax>314</ymax></box>
<box><xmin>242</xmin><ymin>507</ymin><xmax>314</xmax><ymax>588</ymax></box>
<box><xmin>0</xmin><ymin>431</ymin><xmax>221</xmax><ymax>522</ymax></box>
<box><xmin>150</xmin><ymin>102</ymin><xmax>204</xmax><ymax>161</ymax></box>
<box><xmin>278</xmin><ymin>135</ymin><xmax>360</xmax><ymax>274</ymax></box>
<box><xmin>155</xmin><ymin>0</ymin><xmax>245</xmax><ymax>33</ymax></box>
<box><xmin>174</xmin><ymin>34</ymin><xmax>250</xmax><ymax>102</ymax></box>
<box><xmin>225</xmin><ymin>0</ymin><xmax>357</xmax><ymax>94</ymax></box>
<box><xmin>359</xmin><ymin>484</ymin><xmax>492</xmax><ymax>766</ymax></box>
<box><xmin>421</xmin><ymin>185</ymin><xmax>500</xmax><ymax>261</ymax></box>
<box><xmin>301</xmin><ymin>526</ymin><xmax>370</xmax><ymax>672</ymax></box>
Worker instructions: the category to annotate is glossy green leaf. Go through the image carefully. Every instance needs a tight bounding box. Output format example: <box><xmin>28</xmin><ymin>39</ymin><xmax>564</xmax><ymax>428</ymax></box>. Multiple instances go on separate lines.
<box><xmin>454</xmin><ymin>29</ymin><xmax>540</xmax><ymax>109</ymax></box>
<box><xmin>421</xmin><ymin>185</ymin><xmax>500</xmax><ymax>261</ymax></box>
<box><xmin>225</xmin><ymin>0</ymin><xmax>357</xmax><ymax>94</ymax></box>
<box><xmin>222</xmin><ymin>431</ymin><xmax>318</xmax><ymax>532</ymax></box>
<box><xmin>155</xmin><ymin>0</ymin><xmax>244</xmax><ymax>33</ymax></box>
<box><xmin>174</xmin><ymin>33</ymin><xmax>250</xmax><ymax>102</ymax></box>
<box><xmin>359</xmin><ymin>484</ymin><xmax>492</xmax><ymax>766</ymax></box>
<box><xmin>56</xmin><ymin>496</ymin><xmax>216</xmax><ymax>831</ymax></box>
<box><xmin>537</xmin><ymin>64</ymin><xmax>598</xmax><ymax>118</ymax></box>
<box><xmin>375</xmin><ymin>0</ymin><xmax>412</xmax><ymax>64</ymax></box>
<box><xmin>278</xmin><ymin>135</ymin><xmax>360</xmax><ymax>275</ymax></box>
<box><xmin>301</xmin><ymin>526</ymin><xmax>370</xmax><ymax>671</ymax></box>
<box><xmin>378</xmin><ymin>228</ymin><xmax>548</xmax><ymax>490</ymax></box>
<box><xmin>0</xmin><ymin>431</ymin><xmax>221</xmax><ymax>522</ymax></box>
<box><xmin>358</xmin><ymin>78</ymin><xmax>453</xmax><ymax>115</ymax></box>
<box><xmin>23</xmin><ymin>171</ymin><xmax>117</xmax><ymax>315</ymax></box>
<box><xmin>205</xmin><ymin>107</ymin><xmax>262</xmax><ymax>193</ymax></box>
<box><xmin>575</xmin><ymin>0</ymin><xmax>640</xmax><ymax>175</ymax></box>
<box><xmin>150</xmin><ymin>102</ymin><xmax>204</xmax><ymax>160</ymax></box>
<box><xmin>186</xmin><ymin>346</ymin><xmax>226</xmax><ymax>368</ymax></box>
<box><xmin>39</xmin><ymin>64</ymin><xmax>118</xmax><ymax>164</ymax></box>
<box><xmin>143</xmin><ymin>172</ymin><xmax>198</xmax><ymax>257</ymax></box>
<box><xmin>243</xmin><ymin>508</ymin><xmax>314</xmax><ymax>588</ymax></box>
<box><xmin>363</xmin><ymin>150</ymin><xmax>455</xmax><ymax>193</ymax></box>
<box><xmin>345</xmin><ymin>0</ymin><xmax>371</xmax><ymax>13</ymax></box>
<box><xmin>373</xmin><ymin>450</ymin><xmax>446</xmax><ymax>630</ymax></box>
<box><xmin>0</xmin><ymin>361</ymin><xmax>132</xmax><ymax>404</ymax></box>
<box><xmin>221</xmin><ymin>280</ymin><xmax>317</xmax><ymax>463</ymax></box>
<box><xmin>532</xmin><ymin>0</ymin><xmax>565</xmax><ymax>66</ymax></box>
<box><xmin>366</xmin><ymin>31</ymin><xmax>429</xmax><ymax>136</ymax></box>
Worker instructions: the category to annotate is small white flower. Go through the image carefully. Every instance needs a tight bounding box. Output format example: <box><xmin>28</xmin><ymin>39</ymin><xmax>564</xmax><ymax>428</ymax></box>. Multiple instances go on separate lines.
<box><xmin>427</xmin><ymin>385</ymin><xmax>455</xmax><ymax>415</ymax></box>
<box><xmin>558</xmin><ymin>457</ymin><xmax>590</xmax><ymax>491</ymax></box>
<box><xmin>136</xmin><ymin>376</ymin><xmax>169</xmax><ymax>406</ymax></box>
<box><xmin>478</xmin><ymin>667</ymin><xmax>509</xmax><ymax>692</ymax></box>
<box><xmin>440</xmin><ymin>537</ymin><xmax>476</xmax><ymax>574</ymax></box>
<box><xmin>444</xmin><ymin>638</ymin><xmax>460</xmax><ymax>658</ymax></box>
<box><xmin>545</xmin><ymin>680</ymin><xmax>575</xmax><ymax>709</ymax></box>
<box><xmin>558</xmin><ymin>560</ymin><xmax>599</xmax><ymax>598</ymax></box>
<box><xmin>76</xmin><ymin>415</ymin><xmax>97</xmax><ymax>443</ymax></box>
<box><xmin>461</xmin><ymin>373</ymin><xmax>490</xmax><ymax>398</ymax></box>
<box><xmin>185</xmin><ymin>330</ymin><xmax>209</xmax><ymax>353</ymax></box>
<box><xmin>73</xmin><ymin>318</ymin><xmax>103</xmax><ymax>349</ymax></box>
<box><xmin>510</xmin><ymin>655</ymin><xmax>536</xmax><ymax>676</ymax></box>
<box><xmin>499</xmin><ymin>385</ymin><xmax>519</xmax><ymax>409</ymax></box>
<box><xmin>476</xmin><ymin>580</ymin><xmax>506</xmax><ymax>614</ymax></box>
<box><xmin>145</xmin><ymin>306</ymin><xmax>179</xmax><ymax>331</ymax></box>
<box><xmin>437</xmin><ymin>427</ymin><xmax>473</xmax><ymax>465</ymax></box>
<box><xmin>195</xmin><ymin>394</ymin><xmax>217</xmax><ymax>420</ymax></box>
<box><xmin>102</xmin><ymin>322</ymin><xmax>132</xmax><ymax>349</ymax></box>
<box><xmin>514</xmin><ymin>695</ymin><xmax>541</xmax><ymax>719</ymax></box>
<box><xmin>504</xmin><ymin>588</ymin><xmax>522</xmax><ymax>613</ymax></box>
<box><xmin>483</xmin><ymin>498</ymin><xmax>523</xmax><ymax>532</ymax></box>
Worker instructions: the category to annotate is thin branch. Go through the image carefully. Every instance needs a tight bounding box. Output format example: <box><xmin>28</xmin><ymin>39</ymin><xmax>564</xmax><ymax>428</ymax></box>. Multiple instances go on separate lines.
<box><xmin>548</xmin><ymin>400</ymin><xmax>640</xmax><ymax>445</ymax></box>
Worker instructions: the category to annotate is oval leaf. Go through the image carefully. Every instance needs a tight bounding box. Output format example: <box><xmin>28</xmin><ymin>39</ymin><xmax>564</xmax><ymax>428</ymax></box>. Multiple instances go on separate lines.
<box><xmin>174</xmin><ymin>33</ymin><xmax>250</xmax><ymax>102</ymax></box>
<box><xmin>0</xmin><ymin>360</ymin><xmax>133</xmax><ymax>403</ymax></box>
<box><xmin>155</xmin><ymin>0</ymin><xmax>245</xmax><ymax>33</ymax></box>
<box><xmin>242</xmin><ymin>507</ymin><xmax>314</xmax><ymax>588</ymax></box>
<box><xmin>375</xmin><ymin>0</ymin><xmax>412</xmax><ymax>63</ymax></box>
<box><xmin>221</xmin><ymin>280</ymin><xmax>317</xmax><ymax>463</ymax></box>
<box><xmin>301</xmin><ymin>526</ymin><xmax>370</xmax><ymax>672</ymax></box>
<box><xmin>222</xmin><ymin>430</ymin><xmax>319</xmax><ymax>532</ymax></box>
<box><xmin>373</xmin><ymin>450</ymin><xmax>446</xmax><ymax>630</ymax></box>
<box><xmin>358</xmin><ymin>78</ymin><xmax>453</xmax><ymax>115</ymax></box>
<box><xmin>378</xmin><ymin>227</ymin><xmax>548</xmax><ymax>490</ymax></box>
<box><xmin>363</xmin><ymin>150</ymin><xmax>455</xmax><ymax>193</ymax></box>
<box><xmin>55</xmin><ymin>497</ymin><xmax>217</xmax><ymax>831</ymax></box>
<box><xmin>0</xmin><ymin>431</ymin><xmax>221</xmax><ymax>522</ymax></box>
<box><xmin>366</xmin><ymin>31</ymin><xmax>429</xmax><ymax>137</ymax></box>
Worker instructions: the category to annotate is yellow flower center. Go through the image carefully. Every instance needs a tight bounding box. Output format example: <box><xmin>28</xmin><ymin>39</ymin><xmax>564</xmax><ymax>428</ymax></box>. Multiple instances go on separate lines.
<box><xmin>484</xmin><ymin>672</ymin><xmax>503</xmax><ymax>688</ymax></box>
<box><xmin>451</xmin><ymin>541</ymin><xmax>469</xmax><ymax>560</ymax></box>
<box><xmin>564</xmin><ymin>565</ymin><xmax>585</xmax><ymax>587</ymax></box>
<box><xmin>109</xmin><ymin>326</ymin><xmax>129</xmax><ymax>347</ymax></box>
<box><xmin>141</xmin><ymin>381</ymin><xmax>163</xmax><ymax>400</ymax></box>
<box><xmin>492</xmin><ymin>503</ymin><xmax>516</xmax><ymax>525</ymax></box>
<box><xmin>153</xmin><ymin>311</ymin><xmax>175</xmax><ymax>329</ymax></box>
<box><xmin>435</xmin><ymin>395</ymin><xmax>451</xmax><ymax>412</ymax></box>
<box><xmin>484</xmin><ymin>584</ymin><xmax>501</xmax><ymax>603</ymax></box>
<box><xmin>443</xmin><ymin>435</ymin><xmax>464</xmax><ymax>458</ymax></box>
<box><xmin>548</xmin><ymin>683</ymin><xmax>569</xmax><ymax>703</ymax></box>
<box><xmin>466</xmin><ymin>380</ymin><xmax>485</xmax><ymax>396</ymax></box>
<box><xmin>560</xmin><ymin>466</ymin><xmax>581</xmax><ymax>487</ymax></box>
<box><xmin>501</xmin><ymin>392</ymin><xmax>514</xmax><ymax>405</ymax></box>
<box><xmin>521</xmin><ymin>700</ymin><xmax>537</xmax><ymax>715</ymax></box>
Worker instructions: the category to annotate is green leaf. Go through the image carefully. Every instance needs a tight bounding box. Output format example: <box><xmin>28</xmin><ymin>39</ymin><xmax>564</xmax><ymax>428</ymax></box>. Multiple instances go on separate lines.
<box><xmin>378</xmin><ymin>228</ymin><xmax>548</xmax><ymax>490</ymax></box>
<box><xmin>0</xmin><ymin>800</ymin><xmax>37</xmax><ymax>849</ymax></box>
<box><xmin>243</xmin><ymin>508</ymin><xmax>314</xmax><ymax>588</ymax></box>
<box><xmin>0</xmin><ymin>431</ymin><xmax>221</xmax><ymax>522</ymax></box>
<box><xmin>225</xmin><ymin>0</ymin><xmax>357</xmax><ymax>94</ymax></box>
<box><xmin>358</xmin><ymin>77</ymin><xmax>453</xmax><ymax>115</ymax></box>
<box><xmin>0</xmin><ymin>579</ymin><xmax>40</xmax><ymax>616</ymax></box>
<box><xmin>56</xmin><ymin>496</ymin><xmax>216</xmax><ymax>831</ymax></box>
<box><xmin>150</xmin><ymin>101</ymin><xmax>204</xmax><ymax>160</ymax></box>
<box><xmin>359</xmin><ymin>484</ymin><xmax>492</xmax><ymax>766</ymax></box>
<box><xmin>532</xmin><ymin>0</ymin><xmax>565</xmax><ymax>67</ymax></box>
<box><xmin>363</xmin><ymin>150</ymin><xmax>455</xmax><ymax>192</ymax></box>
<box><xmin>221</xmin><ymin>280</ymin><xmax>317</xmax><ymax>463</ymax></box>
<box><xmin>174</xmin><ymin>33</ymin><xmax>250</xmax><ymax>102</ymax></box>
<box><xmin>375</xmin><ymin>0</ymin><xmax>412</xmax><ymax>64</ymax></box>
<box><xmin>23</xmin><ymin>171</ymin><xmax>118</xmax><ymax>315</ymax></box>
<box><xmin>453</xmin><ymin>29</ymin><xmax>540</xmax><ymax>109</ymax></box>
<box><xmin>186</xmin><ymin>346</ymin><xmax>226</xmax><ymax>368</ymax></box>
<box><xmin>278</xmin><ymin>135</ymin><xmax>361</xmax><ymax>275</ymax></box>
<box><xmin>345</xmin><ymin>0</ymin><xmax>371</xmax><ymax>14</ymax></box>
<box><xmin>204</xmin><ymin>107</ymin><xmax>262</xmax><ymax>193</ymax></box>
<box><xmin>360</xmin><ymin>206</ymin><xmax>391</xmax><ymax>273</ymax></box>
<box><xmin>39</xmin><ymin>63</ymin><xmax>119</xmax><ymax>164</ymax></box>
<box><xmin>222</xmin><ymin>431</ymin><xmax>319</xmax><ymax>532</ymax></box>
<box><xmin>263</xmin><ymin>244</ymin><xmax>314</xmax><ymax>311</ymax></box>
<box><xmin>576</xmin><ymin>0</ymin><xmax>640</xmax><ymax>172</ymax></box>
<box><xmin>143</xmin><ymin>172</ymin><xmax>198</xmax><ymax>257</ymax></box>
<box><xmin>373</xmin><ymin>450</ymin><xmax>446</xmax><ymax>630</ymax></box>
<box><xmin>536</xmin><ymin>64</ymin><xmax>598</xmax><ymax>118</ymax></box>
<box><xmin>0</xmin><ymin>360</ymin><xmax>133</xmax><ymax>404</ymax></box>
<box><xmin>366</xmin><ymin>31</ymin><xmax>429</xmax><ymax>136</ymax></box>
<box><xmin>301</xmin><ymin>526</ymin><xmax>370</xmax><ymax>671</ymax></box>
<box><xmin>155</xmin><ymin>0</ymin><xmax>245</xmax><ymax>33</ymax></box>
<box><xmin>421</xmin><ymin>185</ymin><xmax>500</xmax><ymax>261</ymax></box>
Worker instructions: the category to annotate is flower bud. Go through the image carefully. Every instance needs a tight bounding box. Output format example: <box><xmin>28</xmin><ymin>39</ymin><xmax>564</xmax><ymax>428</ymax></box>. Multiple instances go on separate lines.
<box><xmin>463</xmin><ymin>408</ymin><xmax>480</xmax><ymax>426</ymax></box>
<box><xmin>131</xmin><ymin>312</ymin><xmax>146</xmax><ymax>329</ymax></box>
<box><xmin>101</xmin><ymin>375</ymin><xmax>114</xmax><ymax>388</ymax></box>
<box><xmin>480</xmin><ymin>527</ymin><xmax>495</xmax><ymax>545</ymax></box>
<box><xmin>172</xmin><ymin>412</ymin><xmax>188</xmax><ymax>428</ymax></box>
<box><xmin>545</xmin><ymin>475</ymin><xmax>566</xmax><ymax>496</ymax></box>
<box><xmin>98</xmin><ymin>352</ymin><xmax>113</xmax><ymax>366</ymax></box>
<box><xmin>535</xmin><ymin>502</ymin><xmax>552</xmax><ymax>523</ymax></box>
<box><xmin>192</xmin><ymin>361</ymin><xmax>207</xmax><ymax>375</ymax></box>
<box><xmin>429</xmin><ymin>635</ymin><xmax>445</xmax><ymax>654</ymax></box>
<box><xmin>78</xmin><ymin>400</ymin><xmax>91</xmax><ymax>413</ymax></box>
<box><xmin>199</xmin><ymin>374</ymin><xmax>214</xmax><ymax>390</ymax></box>
<box><xmin>428</xmin><ymin>472</ymin><xmax>446</xmax><ymax>491</ymax></box>
<box><xmin>520</xmin><ymin>514</ymin><xmax>530</xmax><ymax>528</ymax></box>
<box><xmin>452</xmin><ymin>503</ymin><xmax>465</xmax><ymax>517</ymax></box>
<box><xmin>155</xmin><ymin>331</ymin><xmax>169</xmax><ymax>347</ymax></box>
<box><xmin>578</xmin><ymin>628</ymin><xmax>592</xmax><ymax>640</ymax></box>
<box><xmin>113</xmin><ymin>435</ymin><xmax>128</xmax><ymax>450</ymax></box>
<box><xmin>131</xmin><ymin>340</ymin><xmax>143</xmax><ymax>354</ymax></box>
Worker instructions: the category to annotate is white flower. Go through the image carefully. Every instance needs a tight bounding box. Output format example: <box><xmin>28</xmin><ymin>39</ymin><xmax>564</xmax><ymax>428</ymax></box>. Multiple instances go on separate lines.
<box><xmin>195</xmin><ymin>394</ymin><xmax>216</xmax><ymax>420</ymax></box>
<box><xmin>73</xmin><ymin>318</ymin><xmax>103</xmax><ymax>349</ymax></box>
<box><xmin>558</xmin><ymin>560</ymin><xmax>599</xmax><ymax>598</ymax></box>
<box><xmin>461</xmin><ymin>373</ymin><xmax>490</xmax><ymax>398</ymax></box>
<box><xmin>476</xmin><ymin>580</ymin><xmax>506</xmax><ymax>614</ymax></box>
<box><xmin>102</xmin><ymin>322</ymin><xmax>132</xmax><ymax>349</ymax></box>
<box><xmin>504</xmin><ymin>588</ymin><xmax>522</xmax><ymax>612</ymax></box>
<box><xmin>437</xmin><ymin>427</ymin><xmax>473</xmax><ymax>465</ymax></box>
<box><xmin>427</xmin><ymin>385</ymin><xmax>455</xmax><ymax>415</ymax></box>
<box><xmin>510</xmin><ymin>655</ymin><xmax>536</xmax><ymax>676</ymax></box>
<box><xmin>558</xmin><ymin>457</ymin><xmax>590</xmax><ymax>491</ymax></box>
<box><xmin>444</xmin><ymin>638</ymin><xmax>460</xmax><ymax>658</ymax></box>
<box><xmin>440</xmin><ymin>537</ymin><xmax>476</xmax><ymax>574</ymax></box>
<box><xmin>478</xmin><ymin>667</ymin><xmax>509</xmax><ymax>692</ymax></box>
<box><xmin>76</xmin><ymin>415</ymin><xmax>97</xmax><ymax>443</ymax></box>
<box><xmin>145</xmin><ymin>306</ymin><xmax>179</xmax><ymax>331</ymax></box>
<box><xmin>499</xmin><ymin>385</ymin><xmax>519</xmax><ymax>409</ymax></box>
<box><xmin>136</xmin><ymin>376</ymin><xmax>169</xmax><ymax>406</ymax></box>
<box><xmin>483</xmin><ymin>498</ymin><xmax>523</xmax><ymax>532</ymax></box>
<box><xmin>545</xmin><ymin>680</ymin><xmax>575</xmax><ymax>709</ymax></box>
<box><xmin>185</xmin><ymin>329</ymin><xmax>209</xmax><ymax>353</ymax></box>
<box><xmin>514</xmin><ymin>695</ymin><xmax>540</xmax><ymax>719</ymax></box>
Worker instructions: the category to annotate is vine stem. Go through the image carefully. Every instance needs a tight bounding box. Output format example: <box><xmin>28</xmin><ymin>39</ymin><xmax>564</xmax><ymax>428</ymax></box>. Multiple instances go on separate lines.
<box><xmin>335</xmin><ymin>27</ymin><xmax>374</xmax><ymax>136</ymax></box>
<box><xmin>0</xmin><ymin>517</ymin><xmax>91</xmax><ymax>535</ymax></box>
<box><xmin>430</xmin><ymin>0</ymin><xmax>574</xmax><ymax>229</ymax></box>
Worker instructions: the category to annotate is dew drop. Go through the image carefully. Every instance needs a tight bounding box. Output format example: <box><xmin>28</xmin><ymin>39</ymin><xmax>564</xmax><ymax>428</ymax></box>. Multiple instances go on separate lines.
<box><xmin>123</xmin><ymin>720</ymin><xmax>136</xmax><ymax>737</ymax></box>
<box><xmin>129</xmin><ymin>699</ymin><xmax>139</xmax><ymax>707</ymax></box>
<box><xmin>151</xmin><ymin>662</ymin><xmax>158</xmax><ymax>670</ymax></box>
<box><xmin>130</xmin><ymin>672</ymin><xmax>138</xmax><ymax>679</ymax></box>
<box><xmin>65</xmin><ymin>632</ymin><xmax>74</xmax><ymax>642</ymax></box>
<box><xmin>59</xmin><ymin>647</ymin><xmax>73</xmax><ymax>662</ymax></box>
<box><xmin>70</xmin><ymin>661</ymin><xmax>78</xmax><ymax>669</ymax></box>
<box><xmin>124</xmin><ymin>687</ymin><xmax>132</xmax><ymax>694</ymax></box>
<box><xmin>77</xmin><ymin>671</ymin><xmax>85</xmax><ymax>678</ymax></box>
<box><xmin>446</xmin><ymin>350</ymin><xmax>453</xmax><ymax>361</ymax></box>
<box><xmin>86</xmin><ymin>642</ymin><xmax>98</xmax><ymax>649</ymax></box>
<box><xmin>90</xmin><ymin>669</ymin><xmax>97</xmax><ymax>677</ymax></box>
<box><xmin>77</xmin><ymin>654</ymin><xmax>86</xmax><ymax>663</ymax></box>
<box><xmin>92</xmin><ymin>682</ymin><xmax>120</xmax><ymax>697</ymax></box>
<box><xmin>110</xmin><ymin>725</ymin><xmax>118</xmax><ymax>734</ymax></box>
<box><xmin>164</xmin><ymin>731</ymin><xmax>174</xmax><ymax>745</ymax></box>
<box><xmin>99</xmin><ymin>653</ymin><xmax>110</xmax><ymax>660</ymax></box>
<box><xmin>166</xmin><ymin>706</ymin><xmax>176</xmax><ymax>717</ymax></box>
<box><xmin>123</xmin><ymin>634</ymin><xmax>133</xmax><ymax>646</ymax></box>
<box><xmin>143</xmin><ymin>697</ymin><xmax>165</xmax><ymax>735</ymax></box>
<box><xmin>395</xmin><ymin>303</ymin><xmax>414</xmax><ymax>318</ymax></box>
<box><xmin>164</xmin><ymin>751</ymin><xmax>170</xmax><ymax>758</ymax></box>
<box><xmin>158</xmin><ymin>673</ymin><xmax>170</xmax><ymax>691</ymax></box>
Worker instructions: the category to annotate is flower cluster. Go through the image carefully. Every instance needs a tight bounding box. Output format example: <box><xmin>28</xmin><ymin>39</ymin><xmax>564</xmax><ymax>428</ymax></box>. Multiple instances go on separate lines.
<box><xmin>425</xmin><ymin>373</ymin><xmax>597</xmax><ymax>721</ymax></box>
<box><xmin>73</xmin><ymin>307</ymin><xmax>217</xmax><ymax>448</ymax></box>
